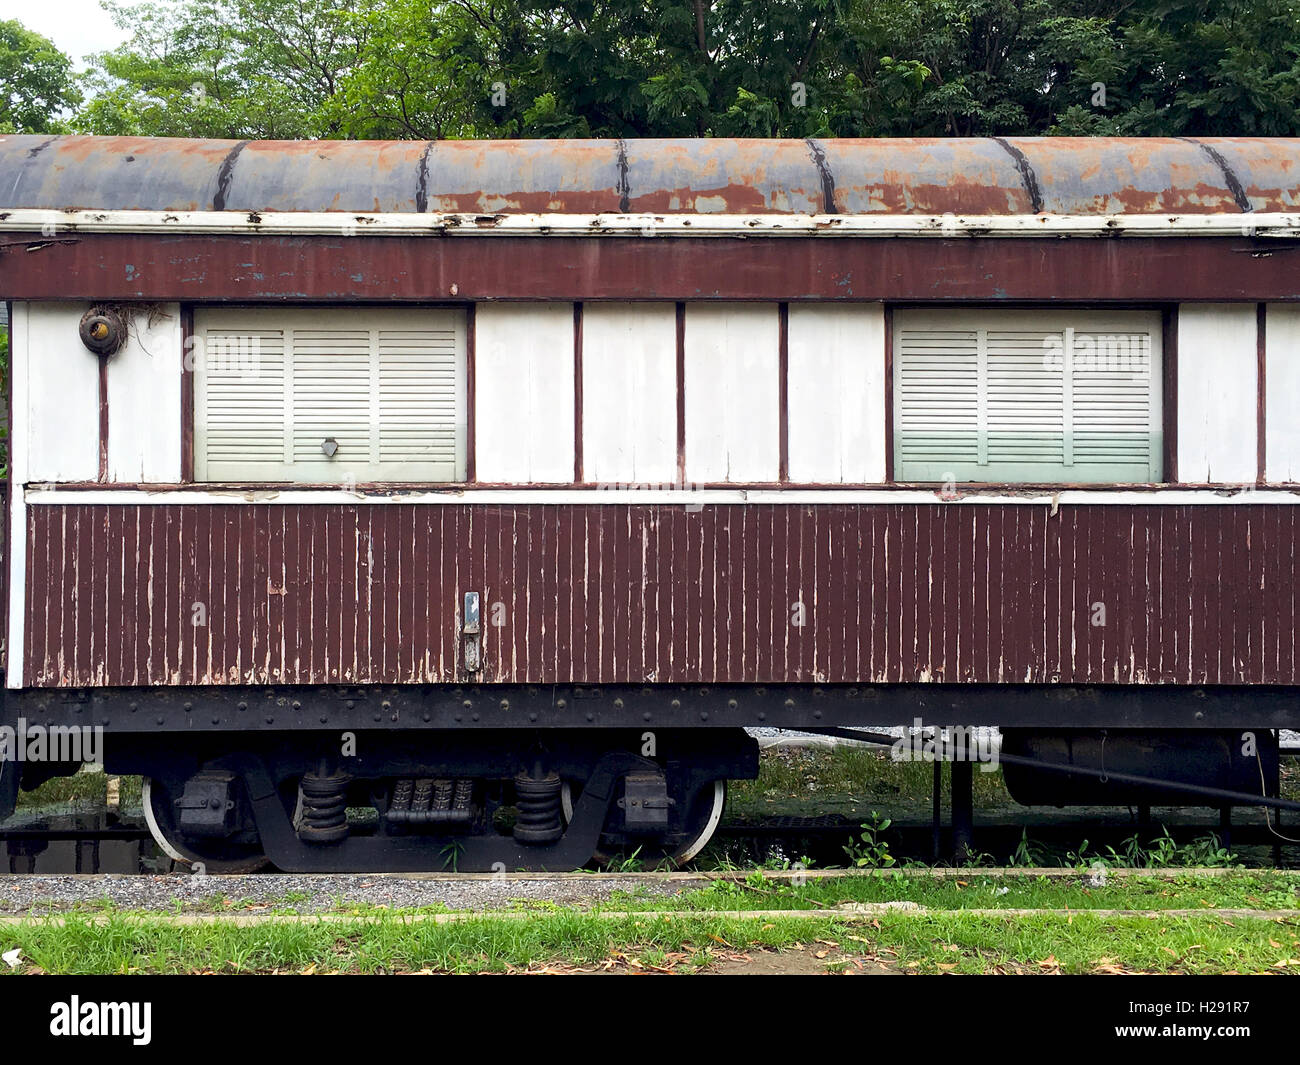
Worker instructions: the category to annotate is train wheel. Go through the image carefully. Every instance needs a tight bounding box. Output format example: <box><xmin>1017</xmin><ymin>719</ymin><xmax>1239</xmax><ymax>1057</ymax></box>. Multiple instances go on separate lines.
<box><xmin>565</xmin><ymin>778</ymin><xmax>727</xmax><ymax>867</ymax></box>
<box><xmin>141</xmin><ymin>777</ymin><xmax>270</xmax><ymax>874</ymax></box>
<box><xmin>667</xmin><ymin>780</ymin><xmax>728</xmax><ymax>863</ymax></box>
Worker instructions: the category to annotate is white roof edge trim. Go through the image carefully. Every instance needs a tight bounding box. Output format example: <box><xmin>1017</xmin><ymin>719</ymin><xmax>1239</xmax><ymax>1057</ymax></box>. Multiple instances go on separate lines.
<box><xmin>1</xmin><ymin>208</ymin><xmax>1298</xmax><ymax>238</ymax></box>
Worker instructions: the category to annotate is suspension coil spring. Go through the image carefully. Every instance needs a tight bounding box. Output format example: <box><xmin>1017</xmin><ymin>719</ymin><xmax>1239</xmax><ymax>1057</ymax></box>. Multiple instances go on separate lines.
<box><xmin>513</xmin><ymin>771</ymin><xmax>563</xmax><ymax>845</ymax></box>
<box><xmin>298</xmin><ymin>769</ymin><xmax>352</xmax><ymax>844</ymax></box>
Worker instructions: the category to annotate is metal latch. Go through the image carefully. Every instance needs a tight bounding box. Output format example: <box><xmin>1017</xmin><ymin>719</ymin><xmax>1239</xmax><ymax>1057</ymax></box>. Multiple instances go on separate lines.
<box><xmin>462</xmin><ymin>591</ymin><xmax>481</xmax><ymax>673</ymax></box>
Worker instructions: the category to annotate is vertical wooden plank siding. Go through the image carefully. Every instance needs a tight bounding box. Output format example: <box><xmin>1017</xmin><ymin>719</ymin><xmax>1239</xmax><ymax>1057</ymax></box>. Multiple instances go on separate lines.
<box><xmin>22</xmin><ymin>502</ymin><xmax>1300</xmax><ymax>688</ymax></box>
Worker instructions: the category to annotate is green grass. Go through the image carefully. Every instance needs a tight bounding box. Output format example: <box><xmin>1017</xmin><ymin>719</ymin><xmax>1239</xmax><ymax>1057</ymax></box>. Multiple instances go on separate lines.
<box><xmin>14</xmin><ymin>869</ymin><xmax>1298</xmax><ymax>921</ymax></box>
<box><xmin>15</xmin><ymin>771</ymin><xmax>143</xmax><ymax>810</ymax></box>
<box><xmin>608</xmin><ymin>868</ymin><xmax>1300</xmax><ymax>914</ymax></box>
<box><xmin>1</xmin><ymin>907</ymin><xmax>1294</xmax><ymax>974</ymax></box>
<box><xmin>732</xmin><ymin>742</ymin><xmax>1300</xmax><ymax>813</ymax></box>
<box><xmin>726</xmin><ymin>745</ymin><xmax>1012</xmax><ymax>820</ymax></box>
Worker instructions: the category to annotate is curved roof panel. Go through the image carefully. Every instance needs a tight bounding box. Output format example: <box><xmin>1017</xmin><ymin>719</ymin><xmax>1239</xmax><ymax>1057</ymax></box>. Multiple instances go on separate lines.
<box><xmin>1</xmin><ymin>134</ymin><xmax>1296</xmax><ymax>215</ymax></box>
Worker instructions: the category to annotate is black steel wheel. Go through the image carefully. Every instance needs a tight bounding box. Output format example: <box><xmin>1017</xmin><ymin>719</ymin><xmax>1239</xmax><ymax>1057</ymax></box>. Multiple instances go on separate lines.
<box><xmin>565</xmin><ymin>777</ymin><xmax>728</xmax><ymax>867</ymax></box>
<box><xmin>142</xmin><ymin>777</ymin><xmax>270</xmax><ymax>874</ymax></box>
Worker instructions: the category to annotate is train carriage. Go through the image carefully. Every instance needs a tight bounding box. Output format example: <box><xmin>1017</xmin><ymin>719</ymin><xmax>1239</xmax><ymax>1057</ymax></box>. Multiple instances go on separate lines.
<box><xmin>0</xmin><ymin>134</ymin><xmax>1298</xmax><ymax>870</ymax></box>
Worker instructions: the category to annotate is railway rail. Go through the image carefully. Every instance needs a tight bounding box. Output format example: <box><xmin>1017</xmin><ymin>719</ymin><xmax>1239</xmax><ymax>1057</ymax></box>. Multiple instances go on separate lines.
<box><xmin>6</xmin><ymin>806</ymin><xmax>1297</xmax><ymax>874</ymax></box>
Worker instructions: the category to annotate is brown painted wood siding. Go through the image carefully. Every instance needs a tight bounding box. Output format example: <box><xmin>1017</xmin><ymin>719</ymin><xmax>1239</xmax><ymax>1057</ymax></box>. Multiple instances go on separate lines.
<box><xmin>21</xmin><ymin>502</ymin><xmax>1298</xmax><ymax>688</ymax></box>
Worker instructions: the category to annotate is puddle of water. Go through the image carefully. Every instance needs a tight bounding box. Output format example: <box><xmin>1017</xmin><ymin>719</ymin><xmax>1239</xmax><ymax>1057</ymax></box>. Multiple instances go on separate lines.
<box><xmin>2</xmin><ymin>806</ymin><xmax>168</xmax><ymax>874</ymax></box>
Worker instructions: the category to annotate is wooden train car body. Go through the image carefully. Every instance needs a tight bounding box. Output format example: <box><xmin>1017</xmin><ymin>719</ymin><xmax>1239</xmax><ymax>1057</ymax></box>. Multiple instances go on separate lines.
<box><xmin>1</xmin><ymin>135</ymin><xmax>1298</xmax><ymax>869</ymax></box>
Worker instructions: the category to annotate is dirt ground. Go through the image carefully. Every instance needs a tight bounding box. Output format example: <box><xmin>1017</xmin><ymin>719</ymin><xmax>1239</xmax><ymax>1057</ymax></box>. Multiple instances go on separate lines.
<box><xmin>702</xmin><ymin>945</ymin><xmax>900</xmax><ymax>975</ymax></box>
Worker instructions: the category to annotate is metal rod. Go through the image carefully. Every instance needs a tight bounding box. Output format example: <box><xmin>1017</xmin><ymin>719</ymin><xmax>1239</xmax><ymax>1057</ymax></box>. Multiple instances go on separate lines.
<box><xmin>931</xmin><ymin>756</ymin><xmax>942</xmax><ymax>862</ymax></box>
<box><xmin>952</xmin><ymin>758</ymin><xmax>973</xmax><ymax>864</ymax></box>
<box><xmin>799</xmin><ymin>727</ymin><xmax>1300</xmax><ymax>813</ymax></box>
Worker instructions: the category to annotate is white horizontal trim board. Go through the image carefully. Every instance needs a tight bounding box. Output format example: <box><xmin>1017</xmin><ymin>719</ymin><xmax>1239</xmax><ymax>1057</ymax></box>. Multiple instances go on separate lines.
<box><xmin>1265</xmin><ymin>303</ymin><xmax>1300</xmax><ymax>483</ymax></box>
<box><xmin>475</xmin><ymin>303</ymin><xmax>574</xmax><ymax>482</ymax></box>
<box><xmin>581</xmin><ymin>303</ymin><xmax>677</xmax><ymax>483</ymax></box>
<box><xmin>787</xmin><ymin>304</ymin><xmax>886</xmax><ymax>483</ymax></box>
<box><xmin>5</xmin><ymin>208</ymin><xmax>1300</xmax><ymax>238</ymax></box>
<box><xmin>1177</xmin><ymin>304</ymin><xmax>1257</xmax><ymax>484</ymax></box>
<box><xmin>24</xmin><ymin>487</ymin><xmax>1300</xmax><ymax>506</ymax></box>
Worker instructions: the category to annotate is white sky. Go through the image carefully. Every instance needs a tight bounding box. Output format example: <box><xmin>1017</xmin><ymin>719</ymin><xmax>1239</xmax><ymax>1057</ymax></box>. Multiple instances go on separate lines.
<box><xmin>0</xmin><ymin>0</ymin><xmax>132</xmax><ymax>69</ymax></box>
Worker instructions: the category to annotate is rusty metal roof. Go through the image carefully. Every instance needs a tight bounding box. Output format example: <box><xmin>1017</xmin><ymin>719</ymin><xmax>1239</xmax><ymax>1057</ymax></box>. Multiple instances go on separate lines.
<box><xmin>2</xmin><ymin>135</ymin><xmax>1298</xmax><ymax>215</ymax></box>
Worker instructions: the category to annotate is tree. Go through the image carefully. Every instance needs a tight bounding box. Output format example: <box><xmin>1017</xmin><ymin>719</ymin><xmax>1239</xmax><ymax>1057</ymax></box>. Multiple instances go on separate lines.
<box><xmin>0</xmin><ymin>19</ymin><xmax>80</xmax><ymax>133</ymax></box>
<box><xmin>79</xmin><ymin>0</ymin><xmax>377</xmax><ymax>138</ymax></box>
<box><xmin>70</xmin><ymin>0</ymin><xmax>1300</xmax><ymax>139</ymax></box>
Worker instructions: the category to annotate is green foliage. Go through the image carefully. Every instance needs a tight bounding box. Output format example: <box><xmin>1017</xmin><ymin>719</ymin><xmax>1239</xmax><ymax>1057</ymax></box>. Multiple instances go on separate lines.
<box><xmin>843</xmin><ymin>812</ymin><xmax>896</xmax><ymax>869</ymax></box>
<box><xmin>1069</xmin><ymin>828</ymin><xmax>1241</xmax><ymax>870</ymax></box>
<box><xmin>0</xmin><ymin>19</ymin><xmax>80</xmax><ymax>133</ymax></box>
<box><xmin>59</xmin><ymin>0</ymin><xmax>1300</xmax><ymax>139</ymax></box>
<box><xmin>78</xmin><ymin>0</ymin><xmax>378</xmax><ymax>137</ymax></box>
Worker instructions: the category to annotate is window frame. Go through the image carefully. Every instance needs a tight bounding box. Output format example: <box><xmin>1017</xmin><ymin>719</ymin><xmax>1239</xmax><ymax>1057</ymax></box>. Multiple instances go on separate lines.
<box><xmin>190</xmin><ymin>304</ymin><xmax>469</xmax><ymax>485</ymax></box>
<box><xmin>889</xmin><ymin>305</ymin><xmax>1171</xmax><ymax>487</ymax></box>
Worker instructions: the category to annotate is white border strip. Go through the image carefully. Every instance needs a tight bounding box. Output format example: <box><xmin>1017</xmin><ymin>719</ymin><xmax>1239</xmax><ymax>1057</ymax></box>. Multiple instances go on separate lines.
<box><xmin>2</xmin><ymin>208</ymin><xmax>1298</xmax><ymax>239</ymax></box>
<box><xmin>7</xmin><ymin>306</ymin><xmax>27</xmax><ymax>689</ymax></box>
<box><xmin>22</xmin><ymin>486</ymin><xmax>1300</xmax><ymax>506</ymax></box>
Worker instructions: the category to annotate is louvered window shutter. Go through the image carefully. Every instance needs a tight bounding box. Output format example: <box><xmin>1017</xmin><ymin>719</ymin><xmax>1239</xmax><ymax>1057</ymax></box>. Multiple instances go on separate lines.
<box><xmin>195</xmin><ymin>309</ymin><xmax>466</xmax><ymax>482</ymax></box>
<box><xmin>894</xmin><ymin>311</ymin><xmax>1162</xmax><ymax>484</ymax></box>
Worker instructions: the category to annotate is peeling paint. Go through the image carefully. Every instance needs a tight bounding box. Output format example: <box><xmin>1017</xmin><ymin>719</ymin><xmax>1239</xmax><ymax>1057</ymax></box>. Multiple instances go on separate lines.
<box><xmin>5</xmin><ymin>135</ymin><xmax>1299</xmax><ymax>216</ymax></box>
<box><xmin>21</xmin><ymin>502</ymin><xmax>1300</xmax><ymax>688</ymax></box>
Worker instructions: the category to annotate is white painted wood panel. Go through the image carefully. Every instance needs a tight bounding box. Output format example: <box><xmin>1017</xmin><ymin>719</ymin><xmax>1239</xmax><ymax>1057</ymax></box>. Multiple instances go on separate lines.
<box><xmin>581</xmin><ymin>303</ymin><xmax>677</xmax><ymax>483</ymax></box>
<box><xmin>1177</xmin><ymin>304</ymin><xmax>1257</xmax><ymax>483</ymax></box>
<box><xmin>474</xmin><ymin>303</ymin><xmax>575</xmax><ymax>482</ymax></box>
<box><xmin>684</xmin><ymin>303</ymin><xmax>779</xmax><ymax>482</ymax></box>
<box><xmin>22</xmin><ymin>302</ymin><xmax>101</xmax><ymax>482</ymax></box>
<box><xmin>107</xmin><ymin>303</ymin><xmax>183</xmax><ymax>482</ymax></box>
<box><xmin>787</xmin><ymin>304</ymin><xmax>886</xmax><ymax>483</ymax></box>
<box><xmin>1265</xmin><ymin>303</ymin><xmax>1300</xmax><ymax>483</ymax></box>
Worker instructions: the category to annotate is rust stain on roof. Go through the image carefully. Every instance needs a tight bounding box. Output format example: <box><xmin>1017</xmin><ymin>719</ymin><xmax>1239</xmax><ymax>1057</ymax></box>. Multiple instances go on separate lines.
<box><xmin>0</xmin><ymin>134</ymin><xmax>1296</xmax><ymax>216</ymax></box>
